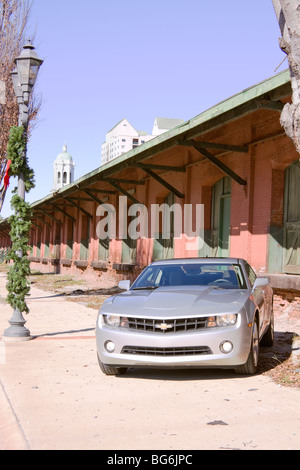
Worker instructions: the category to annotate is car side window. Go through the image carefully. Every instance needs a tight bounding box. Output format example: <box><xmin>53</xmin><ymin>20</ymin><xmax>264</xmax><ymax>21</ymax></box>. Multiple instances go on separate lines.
<box><xmin>244</xmin><ymin>261</ymin><xmax>256</xmax><ymax>287</ymax></box>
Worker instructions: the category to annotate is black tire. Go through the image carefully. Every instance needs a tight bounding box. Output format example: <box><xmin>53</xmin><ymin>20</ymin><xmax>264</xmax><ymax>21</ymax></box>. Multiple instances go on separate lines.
<box><xmin>97</xmin><ymin>355</ymin><xmax>127</xmax><ymax>376</ymax></box>
<box><xmin>235</xmin><ymin>320</ymin><xmax>259</xmax><ymax>375</ymax></box>
<box><xmin>260</xmin><ymin>304</ymin><xmax>274</xmax><ymax>347</ymax></box>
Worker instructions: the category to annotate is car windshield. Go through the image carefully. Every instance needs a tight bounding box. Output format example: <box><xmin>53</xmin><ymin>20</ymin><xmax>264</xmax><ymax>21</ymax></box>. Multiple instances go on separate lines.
<box><xmin>131</xmin><ymin>263</ymin><xmax>247</xmax><ymax>290</ymax></box>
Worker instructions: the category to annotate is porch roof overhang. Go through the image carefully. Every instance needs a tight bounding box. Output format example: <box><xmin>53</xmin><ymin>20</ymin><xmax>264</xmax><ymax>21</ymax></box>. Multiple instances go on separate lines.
<box><xmin>2</xmin><ymin>69</ymin><xmax>292</xmax><ymax>223</ymax></box>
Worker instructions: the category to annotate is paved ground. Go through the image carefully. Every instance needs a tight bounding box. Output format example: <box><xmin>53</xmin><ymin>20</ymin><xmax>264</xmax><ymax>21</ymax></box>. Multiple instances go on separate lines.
<box><xmin>0</xmin><ymin>272</ymin><xmax>299</xmax><ymax>450</ymax></box>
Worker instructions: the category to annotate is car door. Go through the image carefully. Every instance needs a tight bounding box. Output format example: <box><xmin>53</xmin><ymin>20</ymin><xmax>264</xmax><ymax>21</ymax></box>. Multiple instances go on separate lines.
<box><xmin>244</xmin><ymin>261</ymin><xmax>268</xmax><ymax>335</ymax></box>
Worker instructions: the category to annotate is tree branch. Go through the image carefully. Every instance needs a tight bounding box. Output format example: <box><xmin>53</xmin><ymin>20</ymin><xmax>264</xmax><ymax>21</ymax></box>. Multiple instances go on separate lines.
<box><xmin>272</xmin><ymin>0</ymin><xmax>300</xmax><ymax>152</ymax></box>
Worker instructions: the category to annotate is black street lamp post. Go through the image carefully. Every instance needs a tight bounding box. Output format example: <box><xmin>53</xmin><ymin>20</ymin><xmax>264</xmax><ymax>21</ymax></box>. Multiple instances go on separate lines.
<box><xmin>3</xmin><ymin>40</ymin><xmax>43</xmax><ymax>341</ymax></box>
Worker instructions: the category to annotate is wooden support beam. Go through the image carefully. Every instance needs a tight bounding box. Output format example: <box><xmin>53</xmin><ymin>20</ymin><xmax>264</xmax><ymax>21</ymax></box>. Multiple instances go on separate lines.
<box><xmin>186</xmin><ymin>139</ymin><xmax>247</xmax><ymax>186</ymax></box>
<box><xmin>51</xmin><ymin>204</ymin><xmax>76</xmax><ymax>222</ymax></box>
<box><xmin>105</xmin><ymin>179</ymin><xmax>142</xmax><ymax>204</ymax></box>
<box><xmin>134</xmin><ymin>162</ymin><xmax>186</xmax><ymax>172</ymax></box>
<box><xmin>32</xmin><ymin>215</ymin><xmax>52</xmax><ymax>228</ymax></box>
<box><xmin>68</xmin><ymin>197</ymin><xmax>94</xmax><ymax>202</ymax></box>
<box><xmin>256</xmin><ymin>99</ymin><xmax>284</xmax><ymax>111</ymax></box>
<box><xmin>83</xmin><ymin>188</ymin><xmax>116</xmax><ymax>194</ymax></box>
<box><xmin>34</xmin><ymin>211</ymin><xmax>62</xmax><ymax>225</ymax></box>
<box><xmin>138</xmin><ymin>167</ymin><xmax>185</xmax><ymax>198</ymax></box>
<box><xmin>0</xmin><ymin>229</ymin><xmax>9</xmax><ymax>236</ymax></box>
<box><xmin>0</xmin><ymin>224</ymin><xmax>10</xmax><ymax>233</ymax></box>
<box><xmin>178</xmin><ymin>139</ymin><xmax>248</xmax><ymax>153</ymax></box>
<box><xmin>106</xmin><ymin>178</ymin><xmax>145</xmax><ymax>185</ymax></box>
<box><xmin>31</xmin><ymin>220</ymin><xmax>42</xmax><ymax>230</ymax></box>
<box><xmin>64</xmin><ymin>197</ymin><xmax>93</xmax><ymax>219</ymax></box>
<box><xmin>83</xmin><ymin>190</ymin><xmax>115</xmax><ymax>215</ymax></box>
<box><xmin>82</xmin><ymin>189</ymin><xmax>109</xmax><ymax>206</ymax></box>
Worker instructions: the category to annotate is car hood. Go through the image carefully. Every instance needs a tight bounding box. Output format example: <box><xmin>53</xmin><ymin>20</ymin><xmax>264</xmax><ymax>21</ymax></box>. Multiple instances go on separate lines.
<box><xmin>100</xmin><ymin>286</ymin><xmax>250</xmax><ymax>317</ymax></box>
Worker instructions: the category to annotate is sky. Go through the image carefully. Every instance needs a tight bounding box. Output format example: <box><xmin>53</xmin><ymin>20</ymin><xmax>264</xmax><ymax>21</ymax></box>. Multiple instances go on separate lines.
<box><xmin>1</xmin><ymin>0</ymin><xmax>286</xmax><ymax>218</ymax></box>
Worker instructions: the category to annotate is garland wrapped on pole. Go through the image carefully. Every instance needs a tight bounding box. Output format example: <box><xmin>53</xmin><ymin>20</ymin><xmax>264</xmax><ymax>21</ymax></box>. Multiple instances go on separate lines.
<box><xmin>5</xmin><ymin>126</ymin><xmax>35</xmax><ymax>322</ymax></box>
<box><xmin>3</xmin><ymin>40</ymin><xmax>43</xmax><ymax>342</ymax></box>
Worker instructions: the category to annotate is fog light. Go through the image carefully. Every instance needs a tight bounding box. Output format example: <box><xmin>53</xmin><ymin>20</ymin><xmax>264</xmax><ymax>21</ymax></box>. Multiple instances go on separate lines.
<box><xmin>220</xmin><ymin>341</ymin><xmax>233</xmax><ymax>354</ymax></box>
<box><xmin>105</xmin><ymin>341</ymin><xmax>115</xmax><ymax>353</ymax></box>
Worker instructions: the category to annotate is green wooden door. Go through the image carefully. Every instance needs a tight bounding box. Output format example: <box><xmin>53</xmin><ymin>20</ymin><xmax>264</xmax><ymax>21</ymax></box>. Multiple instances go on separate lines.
<box><xmin>219</xmin><ymin>195</ymin><xmax>231</xmax><ymax>256</ymax></box>
<box><xmin>283</xmin><ymin>161</ymin><xmax>300</xmax><ymax>274</ymax></box>
<box><xmin>152</xmin><ymin>192</ymin><xmax>175</xmax><ymax>261</ymax></box>
<box><xmin>80</xmin><ymin>216</ymin><xmax>90</xmax><ymax>261</ymax></box>
<box><xmin>66</xmin><ymin>219</ymin><xmax>73</xmax><ymax>259</ymax></box>
<box><xmin>98</xmin><ymin>237</ymin><xmax>109</xmax><ymax>261</ymax></box>
<box><xmin>212</xmin><ymin>177</ymin><xmax>231</xmax><ymax>257</ymax></box>
<box><xmin>121</xmin><ymin>209</ymin><xmax>137</xmax><ymax>264</ymax></box>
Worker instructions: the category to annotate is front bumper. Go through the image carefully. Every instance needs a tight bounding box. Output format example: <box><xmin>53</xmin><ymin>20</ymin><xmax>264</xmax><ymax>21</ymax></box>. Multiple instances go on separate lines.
<box><xmin>96</xmin><ymin>314</ymin><xmax>252</xmax><ymax>369</ymax></box>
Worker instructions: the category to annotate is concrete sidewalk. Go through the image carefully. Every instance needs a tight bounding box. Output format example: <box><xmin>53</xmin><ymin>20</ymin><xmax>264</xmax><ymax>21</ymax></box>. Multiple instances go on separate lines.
<box><xmin>0</xmin><ymin>272</ymin><xmax>99</xmax><ymax>450</ymax></box>
<box><xmin>0</xmin><ymin>272</ymin><xmax>97</xmax><ymax>341</ymax></box>
<box><xmin>0</xmin><ymin>272</ymin><xmax>299</xmax><ymax>450</ymax></box>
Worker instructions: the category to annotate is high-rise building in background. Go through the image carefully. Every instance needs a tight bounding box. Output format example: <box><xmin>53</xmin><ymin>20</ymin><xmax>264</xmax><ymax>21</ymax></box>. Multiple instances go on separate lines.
<box><xmin>101</xmin><ymin>117</ymin><xmax>184</xmax><ymax>165</ymax></box>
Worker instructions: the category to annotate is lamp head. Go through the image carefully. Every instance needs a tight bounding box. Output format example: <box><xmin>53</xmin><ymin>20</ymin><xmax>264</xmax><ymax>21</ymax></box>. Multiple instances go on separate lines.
<box><xmin>14</xmin><ymin>40</ymin><xmax>43</xmax><ymax>104</ymax></box>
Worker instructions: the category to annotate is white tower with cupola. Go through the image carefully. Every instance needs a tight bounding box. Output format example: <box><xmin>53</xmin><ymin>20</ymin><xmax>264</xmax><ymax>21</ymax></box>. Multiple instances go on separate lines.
<box><xmin>52</xmin><ymin>144</ymin><xmax>75</xmax><ymax>191</ymax></box>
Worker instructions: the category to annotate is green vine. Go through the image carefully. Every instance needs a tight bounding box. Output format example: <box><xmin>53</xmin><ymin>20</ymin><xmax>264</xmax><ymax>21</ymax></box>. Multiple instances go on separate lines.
<box><xmin>5</xmin><ymin>126</ymin><xmax>35</xmax><ymax>314</ymax></box>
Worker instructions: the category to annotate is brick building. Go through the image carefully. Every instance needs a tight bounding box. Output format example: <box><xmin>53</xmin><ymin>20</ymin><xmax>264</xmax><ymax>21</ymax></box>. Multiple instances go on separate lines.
<box><xmin>0</xmin><ymin>69</ymin><xmax>299</xmax><ymax>312</ymax></box>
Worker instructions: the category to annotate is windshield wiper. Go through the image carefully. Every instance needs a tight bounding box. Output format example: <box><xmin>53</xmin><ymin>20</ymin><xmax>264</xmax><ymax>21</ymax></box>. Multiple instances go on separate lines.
<box><xmin>131</xmin><ymin>286</ymin><xmax>159</xmax><ymax>290</ymax></box>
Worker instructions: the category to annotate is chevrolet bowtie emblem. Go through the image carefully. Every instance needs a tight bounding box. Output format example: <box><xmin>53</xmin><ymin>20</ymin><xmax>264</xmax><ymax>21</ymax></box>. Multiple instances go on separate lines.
<box><xmin>155</xmin><ymin>322</ymin><xmax>173</xmax><ymax>331</ymax></box>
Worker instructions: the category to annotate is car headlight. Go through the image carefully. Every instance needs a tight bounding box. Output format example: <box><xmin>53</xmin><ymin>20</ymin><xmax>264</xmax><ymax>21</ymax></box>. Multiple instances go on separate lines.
<box><xmin>103</xmin><ymin>315</ymin><xmax>129</xmax><ymax>328</ymax></box>
<box><xmin>207</xmin><ymin>314</ymin><xmax>237</xmax><ymax>327</ymax></box>
<box><xmin>216</xmin><ymin>314</ymin><xmax>237</xmax><ymax>327</ymax></box>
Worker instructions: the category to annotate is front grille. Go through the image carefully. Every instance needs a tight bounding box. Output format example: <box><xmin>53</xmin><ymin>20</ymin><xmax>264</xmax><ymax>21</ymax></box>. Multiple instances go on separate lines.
<box><xmin>127</xmin><ymin>317</ymin><xmax>209</xmax><ymax>333</ymax></box>
<box><xmin>121</xmin><ymin>346</ymin><xmax>212</xmax><ymax>356</ymax></box>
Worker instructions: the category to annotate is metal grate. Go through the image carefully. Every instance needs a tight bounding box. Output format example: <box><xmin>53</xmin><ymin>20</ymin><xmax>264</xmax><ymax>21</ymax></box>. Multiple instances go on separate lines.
<box><xmin>127</xmin><ymin>317</ymin><xmax>209</xmax><ymax>333</ymax></box>
<box><xmin>122</xmin><ymin>345</ymin><xmax>212</xmax><ymax>356</ymax></box>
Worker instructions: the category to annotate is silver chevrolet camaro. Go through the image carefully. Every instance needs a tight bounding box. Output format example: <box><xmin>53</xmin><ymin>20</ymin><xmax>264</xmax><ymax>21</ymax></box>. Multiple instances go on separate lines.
<box><xmin>96</xmin><ymin>258</ymin><xmax>274</xmax><ymax>376</ymax></box>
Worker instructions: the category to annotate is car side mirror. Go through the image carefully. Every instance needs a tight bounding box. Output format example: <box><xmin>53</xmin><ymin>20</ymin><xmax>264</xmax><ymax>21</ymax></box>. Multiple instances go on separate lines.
<box><xmin>253</xmin><ymin>277</ymin><xmax>269</xmax><ymax>290</ymax></box>
<box><xmin>118</xmin><ymin>280</ymin><xmax>131</xmax><ymax>290</ymax></box>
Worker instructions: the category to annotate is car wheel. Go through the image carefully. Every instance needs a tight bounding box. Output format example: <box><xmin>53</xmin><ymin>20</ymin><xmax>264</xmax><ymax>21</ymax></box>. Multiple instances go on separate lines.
<box><xmin>97</xmin><ymin>355</ymin><xmax>127</xmax><ymax>376</ymax></box>
<box><xmin>260</xmin><ymin>303</ymin><xmax>274</xmax><ymax>347</ymax></box>
<box><xmin>235</xmin><ymin>320</ymin><xmax>259</xmax><ymax>375</ymax></box>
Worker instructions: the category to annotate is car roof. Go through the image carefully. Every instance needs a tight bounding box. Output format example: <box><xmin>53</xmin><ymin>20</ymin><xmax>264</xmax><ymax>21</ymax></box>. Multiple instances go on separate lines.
<box><xmin>150</xmin><ymin>257</ymin><xmax>244</xmax><ymax>266</ymax></box>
